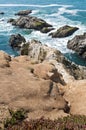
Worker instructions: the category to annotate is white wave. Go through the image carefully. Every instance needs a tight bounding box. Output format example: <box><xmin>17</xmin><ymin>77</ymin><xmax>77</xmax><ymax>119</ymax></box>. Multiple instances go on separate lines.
<box><xmin>0</xmin><ymin>21</ymin><xmax>13</xmax><ymax>33</ymax></box>
<box><xmin>57</xmin><ymin>7</ymin><xmax>86</xmax><ymax>16</ymax></box>
<box><xmin>24</xmin><ymin>30</ymin><xmax>70</xmax><ymax>53</ymax></box>
<box><xmin>44</xmin><ymin>14</ymin><xmax>74</xmax><ymax>28</ymax></box>
<box><xmin>31</xmin><ymin>10</ymin><xmax>39</xmax><ymax>15</ymax></box>
<box><xmin>24</xmin><ymin>14</ymin><xmax>86</xmax><ymax>54</ymax></box>
<box><xmin>59</xmin><ymin>7</ymin><xmax>77</xmax><ymax>15</ymax></box>
<box><xmin>0</xmin><ymin>4</ymin><xmax>72</xmax><ymax>8</ymax></box>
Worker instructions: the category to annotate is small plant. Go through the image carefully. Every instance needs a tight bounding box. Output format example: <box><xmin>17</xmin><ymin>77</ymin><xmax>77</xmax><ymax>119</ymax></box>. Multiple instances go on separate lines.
<box><xmin>4</xmin><ymin>108</ymin><xmax>27</xmax><ymax>128</ymax></box>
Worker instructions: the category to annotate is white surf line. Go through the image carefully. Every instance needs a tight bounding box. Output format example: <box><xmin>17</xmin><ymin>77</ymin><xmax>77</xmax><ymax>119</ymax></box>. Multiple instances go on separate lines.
<box><xmin>0</xmin><ymin>4</ymin><xmax>72</xmax><ymax>8</ymax></box>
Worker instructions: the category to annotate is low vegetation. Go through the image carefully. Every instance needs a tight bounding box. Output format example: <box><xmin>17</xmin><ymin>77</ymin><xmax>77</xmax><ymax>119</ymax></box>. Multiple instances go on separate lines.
<box><xmin>4</xmin><ymin>109</ymin><xmax>27</xmax><ymax>128</ymax></box>
<box><xmin>2</xmin><ymin>111</ymin><xmax>86</xmax><ymax>130</ymax></box>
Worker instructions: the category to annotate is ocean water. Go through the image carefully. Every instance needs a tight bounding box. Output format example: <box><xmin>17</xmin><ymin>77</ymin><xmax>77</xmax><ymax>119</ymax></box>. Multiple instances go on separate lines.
<box><xmin>0</xmin><ymin>0</ymin><xmax>86</xmax><ymax>66</ymax></box>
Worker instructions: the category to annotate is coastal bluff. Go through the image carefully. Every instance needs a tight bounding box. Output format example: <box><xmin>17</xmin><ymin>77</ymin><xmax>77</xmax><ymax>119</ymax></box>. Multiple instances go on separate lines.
<box><xmin>0</xmin><ymin>39</ymin><xmax>86</xmax><ymax>127</ymax></box>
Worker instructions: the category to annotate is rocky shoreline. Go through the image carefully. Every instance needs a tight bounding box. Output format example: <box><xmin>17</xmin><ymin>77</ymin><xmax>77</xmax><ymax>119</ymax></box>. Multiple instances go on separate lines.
<box><xmin>7</xmin><ymin>10</ymin><xmax>86</xmax><ymax>60</ymax></box>
<box><xmin>0</xmin><ymin>9</ymin><xmax>86</xmax><ymax>129</ymax></box>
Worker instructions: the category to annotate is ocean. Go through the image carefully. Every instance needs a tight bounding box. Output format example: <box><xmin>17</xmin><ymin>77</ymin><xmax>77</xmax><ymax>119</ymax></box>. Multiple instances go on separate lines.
<box><xmin>0</xmin><ymin>0</ymin><xmax>86</xmax><ymax>66</ymax></box>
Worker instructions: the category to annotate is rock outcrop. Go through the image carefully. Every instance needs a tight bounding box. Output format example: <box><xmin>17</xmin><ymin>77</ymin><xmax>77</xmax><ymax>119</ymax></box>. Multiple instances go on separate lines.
<box><xmin>49</xmin><ymin>25</ymin><xmax>79</xmax><ymax>38</ymax></box>
<box><xmin>20</xmin><ymin>39</ymin><xmax>63</xmax><ymax>62</ymax></box>
<box><xmin>9</xmin><ymin>34</ymin><xmax>26</xmax><ymax>50</ymax></box>
<box><xmin>20</xmin><ymin>39</ymin><xmax>85</xmax><ymax>80</ymax></box>
<box><xmin>67</xmin><ymin>33</ymin><xmax>86</xmax><ymax>59</ymax></box>
<box><xmin>15</xmin><ymin>10</ymin><xmax>32</xmax><ymax>16</ymax></box>
<box><xmin>8</xmin><ymin>16</ymin><xmax>52</xmax><ymax>32</ymax></box>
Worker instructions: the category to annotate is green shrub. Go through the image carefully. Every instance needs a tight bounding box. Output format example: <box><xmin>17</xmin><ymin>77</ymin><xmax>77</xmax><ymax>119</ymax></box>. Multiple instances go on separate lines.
<box><xmin>4</xmin><ymin>109</ymin><xmax>27</xmax><ymax>128</ymax></box>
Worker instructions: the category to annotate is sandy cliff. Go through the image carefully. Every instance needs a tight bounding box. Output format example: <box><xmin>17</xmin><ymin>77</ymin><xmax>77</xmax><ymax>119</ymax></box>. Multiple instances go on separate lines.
<box><xmin>0</xmin><ymin>49</ymin><xmax>86</xmax><ymax>127</ymax></box>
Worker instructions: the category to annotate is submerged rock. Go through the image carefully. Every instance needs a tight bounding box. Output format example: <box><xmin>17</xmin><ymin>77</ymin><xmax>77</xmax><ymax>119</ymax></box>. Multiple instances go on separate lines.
<box><xmin>15</xmin><ymin>10</ymin><xmax>32</xmax><ymax>16</ymax></box>
<box><xmin>7</xmin><ymin>18</ymin><xmax>15</xmax><ymax>23</ymax></box>
<box><xmin>67</xmin><ymin>33</ymin><xmax>86</xmax><ymax>59</ymax></box>
<box><xmin>8</xmin><ymin>16</ymin><xmax>52</xmax><ymax>32</ymax></box>
<box><xmin>0</xmin><ymin>12</ymin><xmax>4</xmax><ymax>15</ymax></box>
<box><xmin>49</xmin><ymin>25</ymin><xmax>79</xmax><ymax>38</ymax></box>
<box><xmin>9</xmin><ymin>34</ymin><xmax>26</xmax><ymax>50</ymax></box>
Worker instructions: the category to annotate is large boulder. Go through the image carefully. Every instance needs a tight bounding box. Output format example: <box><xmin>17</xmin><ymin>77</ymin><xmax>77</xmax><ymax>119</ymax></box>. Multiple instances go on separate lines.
<box><xmin>8</xmin><ymin>16</ymin><xmax>52</xmax><ymax>32</ymax></box>
<box><xmin>49</xmin><ymin>25</ymin><xmax>79</xmax><ymax>38</ymax></box>
<box><xmin>15</xmin><ymin>10</ymin><xmax>32</xmax><ymax>16</ymax></box>
<box><xmin>9</xmin><ymin>34</ymin><xmax>26</xmax><ymax>50</ymax></box>
<box><xmin>67</xmin><ymin>33</ymin><xmax>86</xmax><ymax>59</ymax></box>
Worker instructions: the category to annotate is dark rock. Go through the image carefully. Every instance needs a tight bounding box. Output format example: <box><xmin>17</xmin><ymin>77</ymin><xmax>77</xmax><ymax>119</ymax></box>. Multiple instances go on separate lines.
<box><xmin>21</xmin><ymin>43</ymin><xmax>29</xmax><ymax>55</ymax></box>
<box><xmin>7</xmin><ymin>18</ymin><xmax>15</xmax><ymax>23</ymax></box>
<box><xmin>9</xmin><ymin>34</ymin><xmax>26</xmax><ymax>50</ymax></box>
<box><xmin>67</xmin><ymin>33</ymin><xmax>86</xmax><ymax>59</ymax></box>
<box><xmin>49</xmin><ymin>25</ymin><xmax>79</xmax><ymax>38</ymax></box>
<box><xmin>8</xmin><ymin>16</ymin><xmax>52</xmax><ymax>31</ymax></box>
<box><xmin>62</xmin><ymin>57</ymin><xmax>85</xmax><ymax>80</ymax></box>
<box><xmin>15</xmin><ymin>10</ymin><xmax>32</xmax><ymax>16</ymax></box>
<box><xmin>41</xmin><ymin>27</ymin><xmax>54</xmax><ymax>33</ymax></box>
<box><xmin>0</xmin><ymin>12</ymin><xmax>4</xmax><ymax>15</ymax></box>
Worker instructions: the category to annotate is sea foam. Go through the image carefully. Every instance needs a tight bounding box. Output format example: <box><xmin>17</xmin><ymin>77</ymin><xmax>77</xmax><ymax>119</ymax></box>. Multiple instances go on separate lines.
<box><xmin>0</xmin><ymin>4</ymin><xmax>71</xmax><ymax>8</ymax></box>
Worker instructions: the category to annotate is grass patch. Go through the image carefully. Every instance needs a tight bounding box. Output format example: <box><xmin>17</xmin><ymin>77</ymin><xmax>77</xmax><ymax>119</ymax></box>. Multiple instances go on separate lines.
<box><xmin>4</xmin><ymin>115</ymin><xmax>86</xmax><ymax>130</ymax></box>
<box><xmin>4</xmin><ymin>109</ymin><xmax>27</xmax><ymax>128</ymax></box>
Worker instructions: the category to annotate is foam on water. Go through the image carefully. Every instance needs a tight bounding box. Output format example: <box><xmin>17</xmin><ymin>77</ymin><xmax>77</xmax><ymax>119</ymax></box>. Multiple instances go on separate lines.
<box><xmin>0</xmin><ymin>20</ymin><xmax>13</xmax><ymax>33</ymax></box>
<box><xmin>0</xmin><ymin>4</ymin><xmax>72</xmax><ymax>8</ymax></box>
<box><xmin>57</xmin><ymin>7</ymin><xmax>78</xmax><ymax>16</ymax></box>
<box><xmin>31</xmin><ymin>10</ymin><xmax>40</xmax><ymax>15</ymax></box>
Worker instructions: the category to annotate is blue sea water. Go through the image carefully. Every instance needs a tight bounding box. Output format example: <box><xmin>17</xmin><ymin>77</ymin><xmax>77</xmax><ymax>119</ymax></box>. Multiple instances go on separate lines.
<box><xmin>0</xmin><ymin>0</ymin><xmax>86</xmax><ymax>66</ymax></box>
